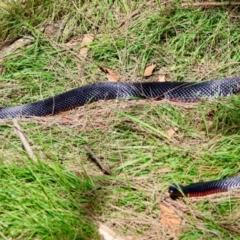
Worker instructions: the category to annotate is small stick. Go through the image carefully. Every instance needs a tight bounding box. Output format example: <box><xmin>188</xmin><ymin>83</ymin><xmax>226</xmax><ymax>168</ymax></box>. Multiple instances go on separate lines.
<box><xmin>219</xmin><ymin>223</ymin><xmax>240</xmax><ymax>235</ymax></box>
<box><xmin>117</xmin><ymin>2</ymin><xmax>146</xmax><ymax>28</ymax></box>
<box><xmin>83</xmin><ymin>145</ymin><xmax>112</xmax><ymax>175</ymax></box>
<box><xmin>13</xmin><ymin>119</ymin><xmax>37</xmax><ymax>162</ymax></box>
<box><xmin>182</xmin><ymin>2</ymin><xmax>240</xmax><ymax>7</ymax></box>
<box><xmin>118</xmin><ymin>8</ymin><xmax>141</xmax><ymax>28</ymax></box>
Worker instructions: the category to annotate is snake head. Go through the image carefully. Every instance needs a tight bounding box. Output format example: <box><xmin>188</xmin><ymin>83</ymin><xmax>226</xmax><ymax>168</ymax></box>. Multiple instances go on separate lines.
<box><xmin>168</xmin><ymin>184</ymin><xmax>185</xmax><ymax>200</ymax></box>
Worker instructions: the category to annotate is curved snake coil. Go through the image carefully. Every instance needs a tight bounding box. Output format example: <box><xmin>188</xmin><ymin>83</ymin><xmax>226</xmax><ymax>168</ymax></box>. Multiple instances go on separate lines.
<box><xmin>1</xmin><ymin>77</ymin><xmax>240</xmax><ymax>198</ymax></box>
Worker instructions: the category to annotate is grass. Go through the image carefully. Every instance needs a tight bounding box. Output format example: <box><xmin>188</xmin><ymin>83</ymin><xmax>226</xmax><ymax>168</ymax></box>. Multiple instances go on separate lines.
<box><xmin>0</xmin><ymin>162</ymin><xmax>98</xmax><ymax>239</ymax></box>
<box><xmin>1</xmin><ymin>0</ymin><xmax>240</xmax><ymax>239</ymax></box>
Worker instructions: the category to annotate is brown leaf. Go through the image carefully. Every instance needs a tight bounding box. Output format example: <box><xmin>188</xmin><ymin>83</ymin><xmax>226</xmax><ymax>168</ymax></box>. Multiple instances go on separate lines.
<box><xmin>165</xmin><ymin>128</ymin><xmax>178</xmax><ymax>138</ymax></box>
<box><xmin>66</xmin><ymin>39</ymin><xmax>79</xmax><ymax>47</ymax></box>
<box><xmin>99</xmin><ymin>66</ymin><xmax>121</xmax><ymax>82</ymax></box>
<box><xmin>0</xmin><ymin>36</ymin><xmax>33</xmax><ymax>59</ymax></box>
<box><xmin>143</xmin><ymin>64</ymin><xmax>156</xmax><ymax>77</ymax></box>
<box><xmin>158</xmin><ymin>74</ymin><xmax>166</xmax><ymax>82</ymax></box>
<box><xmin>160</xmin><ymin>204</ymin><xmax>182</xmax><ymax>237</ymax></box>
<box><xmin>79</xmin><ymin>34</ymin><xmax>94</xmax><ymax>60</ymax></box>
<box><xmin>98</xmin><ymin>224</ymin><xmax>133</xmax><ymax>240</ymax></box>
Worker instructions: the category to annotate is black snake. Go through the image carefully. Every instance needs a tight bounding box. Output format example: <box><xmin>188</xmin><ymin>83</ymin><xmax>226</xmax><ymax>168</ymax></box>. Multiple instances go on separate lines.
<box><xmin>1</xmin><ymin>77</ymin><xmax>240</xmax><ymax>198</ymax></box>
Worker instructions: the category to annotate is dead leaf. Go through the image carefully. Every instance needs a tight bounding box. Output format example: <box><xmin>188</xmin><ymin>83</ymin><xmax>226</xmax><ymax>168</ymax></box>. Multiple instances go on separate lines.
<box><xmin>165</xmin><ymin>128</ymin><xmax>178</xmax><ymax>138</ymax></box>
<box><xmin>79</xmin><ymin>34</ymin><xmax>94</xmax><ymax>60</ymax></box>
<box><xmin>99</xmin><ymin>224</ymin><xmax>133</xmax><ymax>240</ymax></box>
<box><xmin>0</xmin><ymin>36</ymin><xmax>33</xmax><ymax>59</ymax></box>
<box><xmin>66</xmin><ymin>39</ymin><xmax>79</xmax><ymax>47</ymax></box>
<box><xmin>158</xmin><ymin>74</ymin><xmax>166</xmax><ymax>82</ymax></box>
<box><xmin>99</xmin><ymin>66</ymin><xmax>121</xmax><ymax>82</ymax></box>
<box><xmin>143</xmin><ymin>64</ymin><xmax>156</xmax><ymax>77</ymax></box>
<box><xmin>160</xmin><ymin>204</ymin><xmax>182</xmax><ymax>237</ymax></box>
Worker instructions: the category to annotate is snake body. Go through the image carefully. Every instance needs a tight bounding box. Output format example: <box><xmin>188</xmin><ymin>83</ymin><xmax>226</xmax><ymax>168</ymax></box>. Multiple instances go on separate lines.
<box><xmin>1</xmin><ymin>77</ymin><xmax>240</xmax><ymax>198</ymax></box>
<box><xmin>169</xmin><ymin>175</ymin><xmax>240</xmax><ymax>199</ymax></box>
<box><xmin>1</xmin><ymin>77</ymin><xmax>240</xmax><ymax>119</ymax></box>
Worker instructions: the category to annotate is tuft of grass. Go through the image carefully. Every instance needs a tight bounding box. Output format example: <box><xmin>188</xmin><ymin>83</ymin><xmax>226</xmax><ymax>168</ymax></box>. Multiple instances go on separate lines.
<box><xmin>0</xmin><ymin>161</ymin><xmax>99</xmax><ymax>239</ymax></box>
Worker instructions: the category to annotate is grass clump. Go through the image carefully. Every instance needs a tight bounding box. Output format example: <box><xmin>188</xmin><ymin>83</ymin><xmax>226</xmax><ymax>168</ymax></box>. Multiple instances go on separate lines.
<box><xmin>0</xmin><ymin>161</ymin><xmax>98</xmax><ymax>239</ymax></box>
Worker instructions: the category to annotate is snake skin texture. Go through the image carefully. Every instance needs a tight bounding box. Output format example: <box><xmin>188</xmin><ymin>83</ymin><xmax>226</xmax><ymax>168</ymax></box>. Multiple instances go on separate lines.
<box><xmin>0</xmin><ymin>77</ymin><xmax>240</xmax><ymax>119</ymax></box>
<box><xmin>165</xmin><ymin>77</ymin><xmax>240</xmax><ymax>101</ymax></box>
<box><xmin>169</xmin><ymin>175</ymin><xmax>240</xmax><ymax>199</ymax></box>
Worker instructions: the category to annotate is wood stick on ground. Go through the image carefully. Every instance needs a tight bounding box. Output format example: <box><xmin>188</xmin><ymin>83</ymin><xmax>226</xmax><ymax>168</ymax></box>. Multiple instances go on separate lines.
<box><xmin>13</xmin><ymin>119</ymin><xmax>37</xmax><ymax>162</ymax></box>
<box><xmin>218</xmin><ymin>223</ymin><xmax>240</xmax><ymax>235</ymax></box>
<box><xmin>117</xmin><ymin>2</ymin><xmax>146</xmax><ymax>28</ymax></box>
<box><xmin>83</xmin><ymin>145</ymin><xmax>112</xmax><ymax>175</ymax></box>
<box><xmin>182</xmin><ymin>2</ymin><xmax>240</xmax><ymax>7</ymax></box>
<box><xmin>117</xmin><ymin>8</ymin><xmax>142</xmax><ymax>28</ymax></box>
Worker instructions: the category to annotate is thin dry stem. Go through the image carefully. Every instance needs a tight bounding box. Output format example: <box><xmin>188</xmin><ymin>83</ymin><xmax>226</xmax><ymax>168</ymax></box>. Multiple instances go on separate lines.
<box><xmin>13</xmin><ymin>119</ymin><xmax>37</xmax><ymax>162</ymax></box>
<box><xmin>83</xmin><ymin>144</ymin><xmax>112</xmax><ymax>175</ymax></box>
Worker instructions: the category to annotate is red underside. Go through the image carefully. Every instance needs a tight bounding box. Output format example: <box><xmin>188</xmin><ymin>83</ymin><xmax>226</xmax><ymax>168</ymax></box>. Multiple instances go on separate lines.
<box><xmin>186</xmin><ymin>189</ymin><xmax>228</xmax><ymax>197</ymax></box>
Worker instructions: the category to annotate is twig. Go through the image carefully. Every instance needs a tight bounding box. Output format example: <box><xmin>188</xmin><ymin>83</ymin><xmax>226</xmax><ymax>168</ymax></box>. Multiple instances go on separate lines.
<box><xmin>71</xmin><ymin>0</ymin><xmax>100</xmax><ymax>30</ymax></box>
<box><xmin>118</xmin><ymin>8</ymin><xmax>141</xmax><ymax>28</ymax></box>
<box><xmin>83</xmin><ymin>145</ymin><xmax>112</xmax><ymax>175</ymax></box>
<box><xmin>219</xmin><ymin>223</ymin><xmax>240</xmax><ymax>235</ymax></box>
<box><xmin>117</xmin><ymin>2</ymin><xmax>146</xmax><ymax>28</ymax></box>
<box><xmin>13</xmin><ymin>119</ymin><xmax>37</xmax><ymax>162</ymax></box>
<box><xmin>182</xmin><ymin>2</ymin><xmax>240</xmax><ymax>7</ymax></box>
